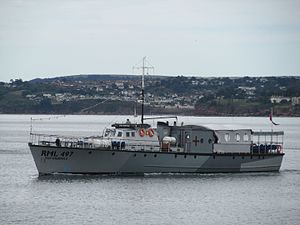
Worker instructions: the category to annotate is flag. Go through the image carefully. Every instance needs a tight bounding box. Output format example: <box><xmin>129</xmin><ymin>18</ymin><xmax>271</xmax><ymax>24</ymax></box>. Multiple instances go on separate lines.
<box><xmin>269</xmin><ymin>111</ymin><xmax>279</xmax><ymax>125</ymax></box>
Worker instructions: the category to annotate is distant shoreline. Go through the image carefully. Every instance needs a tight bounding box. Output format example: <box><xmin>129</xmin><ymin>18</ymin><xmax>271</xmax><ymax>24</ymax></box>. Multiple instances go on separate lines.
<box><xmin>0</xmin><ymin>113</ymin><xmax>299</xmax><ymax>117</ymax></box>
<box><xmin>1</xmin><ymin>76</ymin><xmax>300</xmax><ymax>116</ymax></box>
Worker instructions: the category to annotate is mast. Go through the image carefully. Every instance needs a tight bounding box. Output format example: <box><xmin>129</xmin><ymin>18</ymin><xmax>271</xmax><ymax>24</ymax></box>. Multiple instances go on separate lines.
<box><xmin>132</xmin><ymin>57</ymin><xmax>154</xmax><ymax>124</ymax></box>
<box><xmin>141</xmin><ymin>56</ymin><xmax>145</xmax><ymax>124</ymax></box>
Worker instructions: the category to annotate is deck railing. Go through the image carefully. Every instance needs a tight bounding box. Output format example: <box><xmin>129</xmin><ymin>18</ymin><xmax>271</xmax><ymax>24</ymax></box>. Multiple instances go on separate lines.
<box><xmin>29</xmin><ymin>133</ymin><xmax>160</xmax><ymax>151</ymax></box>
<box><xmin>29</xmin><ymin>133</ymin><xmax>104</xmax><ymax>149</ymax></box>
<box><xmin>251</xmin><ymin>131</ymin><xmax>284</xmax><ymax>154</ymax></box>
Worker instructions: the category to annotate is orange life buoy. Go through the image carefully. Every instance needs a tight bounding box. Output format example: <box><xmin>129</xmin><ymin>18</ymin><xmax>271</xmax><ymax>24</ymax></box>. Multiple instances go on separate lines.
<box><xmin>139</xmin><ymin>128</ymin><xmax>145</xmax><ymax>137</ymax></box>
<box><xmin>148</xmin><ymin>128</ymin><xmax>154</xmax><ymax>137</ymax></box>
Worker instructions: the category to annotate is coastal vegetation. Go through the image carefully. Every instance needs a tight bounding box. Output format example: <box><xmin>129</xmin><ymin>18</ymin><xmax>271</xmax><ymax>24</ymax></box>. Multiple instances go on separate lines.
<box><xmin>0</xmin><ymin>75</ymin><xmax>300</xmax><ymax>116</ymax></box>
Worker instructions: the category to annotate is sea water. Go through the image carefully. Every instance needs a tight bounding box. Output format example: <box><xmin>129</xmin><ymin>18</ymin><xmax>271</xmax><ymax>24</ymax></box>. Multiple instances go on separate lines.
<box><xmin>0</xmin><ymin>115</ymin><xmax>299</xmax><ymax>225</ymax></box>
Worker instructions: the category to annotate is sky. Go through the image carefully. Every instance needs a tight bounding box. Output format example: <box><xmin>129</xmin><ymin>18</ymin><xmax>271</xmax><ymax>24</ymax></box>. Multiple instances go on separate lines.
<box><xmin>0</xmin><ymin>0</ymin><xmax>300</xmax><ymax>82</ymax></box>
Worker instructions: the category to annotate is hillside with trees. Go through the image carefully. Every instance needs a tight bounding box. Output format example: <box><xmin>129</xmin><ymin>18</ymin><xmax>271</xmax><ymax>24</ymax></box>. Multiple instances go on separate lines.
<box><xmin>0</xmin><ymin>75</ymin><xmax>300</xmax><ymax>116</ymax></box>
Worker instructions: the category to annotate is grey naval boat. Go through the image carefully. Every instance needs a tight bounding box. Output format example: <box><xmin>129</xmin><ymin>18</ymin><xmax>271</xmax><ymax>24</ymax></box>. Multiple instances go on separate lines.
<box><xmin>28</xmin><ymin>58</ymin><xmax>284</xmax><ymax>175</ymax></box>
<box><xmin>29</xmin><ymin>120</ymin><xmax>284</xmax><ymax>175</ymax></box>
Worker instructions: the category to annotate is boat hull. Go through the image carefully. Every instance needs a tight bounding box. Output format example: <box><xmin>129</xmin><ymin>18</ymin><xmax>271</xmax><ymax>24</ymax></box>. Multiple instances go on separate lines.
<box><xmin>29</xmin><ymin>144</ymin><xmax>284</xmax><ymax>175</ymax></box>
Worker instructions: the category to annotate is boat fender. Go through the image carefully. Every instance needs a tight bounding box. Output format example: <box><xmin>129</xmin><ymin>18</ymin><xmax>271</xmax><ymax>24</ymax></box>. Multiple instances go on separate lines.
<box><xmin>139</xmin><ymin>128</ymin><xmax>145</xmax><ymax>137</ymax></box>
<box><xmin>148</xmin><ymin>128</ymin><xmax>154</xmax><ymax>137</ymax></box>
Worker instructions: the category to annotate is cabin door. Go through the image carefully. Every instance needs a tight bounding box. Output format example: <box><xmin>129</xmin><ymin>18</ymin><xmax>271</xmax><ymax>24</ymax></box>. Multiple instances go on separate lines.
<box><xmin>184</xmin><ymin>131</ymin><xmax>192</xmax><ymax>152</ymax></box>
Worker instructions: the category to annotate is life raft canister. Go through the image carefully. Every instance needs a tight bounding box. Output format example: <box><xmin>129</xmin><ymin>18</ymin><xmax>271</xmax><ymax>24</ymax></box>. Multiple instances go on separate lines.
<box><xmin>139</xmin><ymin>128</ymin><xmax>145</xmax><ymax>137</ymax></box>
<box><xmin>148</xmin><ymin>128</ymin><xmax>154</xmax><ymax>137</ymax></box>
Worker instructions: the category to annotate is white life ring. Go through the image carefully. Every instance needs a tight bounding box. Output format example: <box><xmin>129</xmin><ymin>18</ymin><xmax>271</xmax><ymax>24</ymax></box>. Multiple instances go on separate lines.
<box><xmin>276</xmin><ymin>145</ymin><xmax>282</xmax><ymax>153</ymax></box>
<box><xmin>148</xmin><ymin>128</ymin><xmax>154</xmax><ymax>137</ymax></box>
<box><xmin>139</xmin><ymin>128</ymin><xmax>145</xmax><ymax>137</ymax></box>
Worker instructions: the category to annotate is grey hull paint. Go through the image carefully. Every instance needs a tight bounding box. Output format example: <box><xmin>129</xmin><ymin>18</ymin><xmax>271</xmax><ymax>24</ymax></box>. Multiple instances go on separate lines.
<box><xmin>29</xmin><ymin>144</ymin><xmax>284</xmax><ymax>175</ymax></box>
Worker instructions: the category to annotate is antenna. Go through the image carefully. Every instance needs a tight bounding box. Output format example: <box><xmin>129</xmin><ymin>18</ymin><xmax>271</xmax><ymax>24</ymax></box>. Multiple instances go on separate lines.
<box><xmin>30</xmin><ymin>117</ymin><xmax>33</xmax><ymax>134</ymax></box>
<box><xmin>30</xmin><ymin>115</ymin><xmax>66</xmax><ymax>134</ymax></box>
<box><xmin>132</xmin><ymin>57</ymin><xmax>154</xmax><ymax>124</ymax></box>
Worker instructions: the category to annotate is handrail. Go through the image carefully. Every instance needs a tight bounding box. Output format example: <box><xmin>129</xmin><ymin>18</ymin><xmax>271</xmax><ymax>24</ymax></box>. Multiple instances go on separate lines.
<box><xmin>252</xmin><ymin>131</ymin><xmax>284</xmax><ymax>136</ymax></box>
<box><xmin>29</xmin><ymin>133</ymin><xmax>160</xmax><ymax>151</ymax></box>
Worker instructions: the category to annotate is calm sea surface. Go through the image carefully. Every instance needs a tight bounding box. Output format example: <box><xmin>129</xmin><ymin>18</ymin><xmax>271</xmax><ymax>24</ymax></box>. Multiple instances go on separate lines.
<box><xmin>0</xmin><ymin>115</ymin><xmax>299</xmax><ymax>225</ymax></box>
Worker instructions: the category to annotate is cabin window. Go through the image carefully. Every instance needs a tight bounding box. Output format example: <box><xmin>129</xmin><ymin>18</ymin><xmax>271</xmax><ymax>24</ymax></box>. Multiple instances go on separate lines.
<box><xmin>243</xmin><ymin>133</ymin><xmax>249</xmax><ymax>141</ymax></box>
<box><xmin>104</xmin><ymin>129</ymin><xmax>115</xmax><ymax>137</ymax></box>
<box><xmin>200</xmin><ymin>138</ymin><xmax>204</xmax><ymax>143</ymax></box>
<box><xmin>225</xmin><ymin>133</ymin><xmax>230</xmax><ymax>142</ymax></box>
<box><xmin>126</xmin><ymin>132</ymin><xmax>130</xmax><ymax>137</ymax></box>
<box><xmin>236</xmin><ymin>133</ymin><xmax>240</xmax><ymax>142</ymax></box>
<box><xmin>117</xmin><ymin>131</ymin><xmax>122</xmax><ymax>137</ymax></box>
<box><xmin>208</xmin><ymin>138</ymin><xmax>212</xmax><ymax>144</ymax></box>
<box><xmin>131</xmin><ymin>132</ymin><xmax>135</xmax><ymax>137</ymax></box>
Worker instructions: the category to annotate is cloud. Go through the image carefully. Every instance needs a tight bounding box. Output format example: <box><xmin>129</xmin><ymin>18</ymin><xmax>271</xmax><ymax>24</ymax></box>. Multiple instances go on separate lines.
<box><xmin>0</xmin><ymin>0</ymin><xmax>299</xmax><ymax>81</ymax></box>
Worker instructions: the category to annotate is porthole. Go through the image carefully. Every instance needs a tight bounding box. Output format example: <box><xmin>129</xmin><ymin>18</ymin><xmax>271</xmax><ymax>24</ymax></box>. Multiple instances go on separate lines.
<box><xmin>175</xmin><ymin>154</ymin><xmax>177</xmax><ymax>158</ymax></box>
<box><xmin>242</xmin><ymin>156</ymin><xmax>244</xmax><ymax>159</ymax></box>
<box><xmin>208</xmin><ymin>139</ymin><xmax>212</xmax><ymax>144</ymax></box>
<box><xmin>144</xmin><ymin>154</ymin><xmax>147</xmax><ymax>157</ymax></box>
<box><xmin>154</xmin><ymin>154</ymin><xmax>157</xmax><ymax>157</ymax></box>
<box><xmin>213</xmin><ymin>155</ymin><xmax>215</xmax><ymax>159</ymax></box>
<box><xmin>133</xmin><ymin>154</ymin><xmax>136</xmax><ymax>157</ymax></box>
<box><xmin>184</xmin><ymin>155</ymin><xmax>187</xmax><ymax>158</ymax></box>
<box><xmin>194</xmin><ymin>155</ymin><xmax>197</xmax><ymax>159</ymax></box>
<box><xmin>233</xmin><ymin>156</ymin><xmax>235</xmax><ymax>159</ymax></box>
<box><xmin>200</xmin><ymin>138</ymin><xmax>204</xmax><ymax>143</ymax></box>
<box><xmin>112</xmin><ymin>152</ymin><xmax>115</xmax><ymax>156</ymax></box>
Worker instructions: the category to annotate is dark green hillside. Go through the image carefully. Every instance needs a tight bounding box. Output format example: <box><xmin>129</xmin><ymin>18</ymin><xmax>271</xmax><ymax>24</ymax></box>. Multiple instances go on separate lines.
<box><xmin>1</xmin><ymin>75</ymin><xmax>300</xmax><ymax>116</ymax></box>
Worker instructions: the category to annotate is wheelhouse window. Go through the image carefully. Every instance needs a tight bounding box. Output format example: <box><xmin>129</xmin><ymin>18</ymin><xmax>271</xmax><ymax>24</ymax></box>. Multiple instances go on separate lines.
<box><xmin>243</xmin><ymin>133</ymin><xmax>249</xmax><ymax>141</ymax></box>
<box><xmin>104</xmin><ymin>130</ymin><xmax>109</xmax><ymax>137</ymax></box>
<box><xmin>104</xmin><ymin>129</ymin><xmax>116</xmax><ymax>137</ymax></box>
<box><xmin>131</xmin><ymin>132</ymin><xmax>135</xmax><ymax>137</ymax></box>
<box><xmin>126</xmin><ymin>132</ymin><xmax>130</xmax><ymax>137</ymax></box>
<box><xmin>117</xmin><ymin>131</ymin><xmax>123</xmax><ymax>137</ymax></box>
